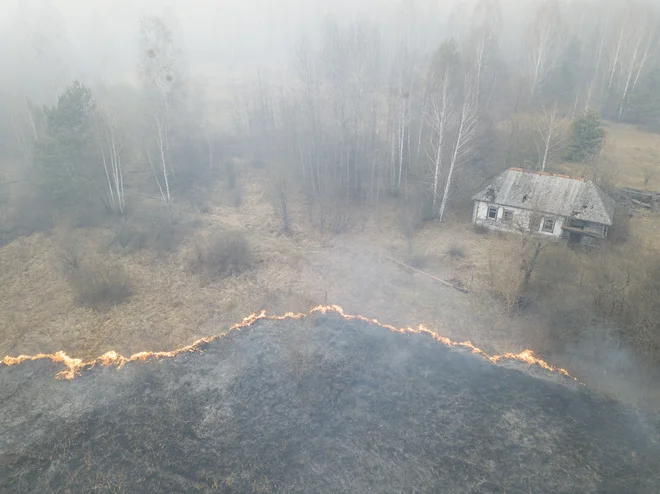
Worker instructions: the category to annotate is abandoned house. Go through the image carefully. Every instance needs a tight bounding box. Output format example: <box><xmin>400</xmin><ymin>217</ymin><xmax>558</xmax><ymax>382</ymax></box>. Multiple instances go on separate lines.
<box><xmin>472</xmin><ymin>168</ymin><xmax>615</xmax><ymax>245</ymax></box>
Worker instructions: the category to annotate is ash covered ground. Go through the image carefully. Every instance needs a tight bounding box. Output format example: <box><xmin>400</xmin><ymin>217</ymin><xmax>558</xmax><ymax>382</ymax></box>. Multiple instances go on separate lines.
<box><xmin>1</xmin><ymin>313</ymin><xmax>659</xmax><ymax>493</ymax></box>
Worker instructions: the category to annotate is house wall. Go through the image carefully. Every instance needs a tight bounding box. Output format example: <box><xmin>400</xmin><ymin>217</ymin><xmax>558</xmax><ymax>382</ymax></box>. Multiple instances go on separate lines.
<box><xmin>474</xmin><ymin>201</ymin><xmax>564</xmax><ymax>237</ymax></box>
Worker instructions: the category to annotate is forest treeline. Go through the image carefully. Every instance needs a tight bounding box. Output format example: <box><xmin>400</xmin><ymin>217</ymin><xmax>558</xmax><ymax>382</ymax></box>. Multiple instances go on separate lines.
<box><xmin>1</xmin><ymin>0</ymin><xmax>658</xmax><ymax>224</ymax></box>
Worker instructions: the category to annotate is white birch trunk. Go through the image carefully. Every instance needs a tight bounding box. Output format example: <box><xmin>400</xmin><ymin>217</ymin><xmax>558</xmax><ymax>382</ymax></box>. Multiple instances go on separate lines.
<box><xmin>429</xmin><ymin>75</ymin><xmax>453</xmax><ymax>215</ymax></box>
<box><xmin>438</xmin><ymin>82</ymin><xmax>480</xmax><ymax>224</ymax></box>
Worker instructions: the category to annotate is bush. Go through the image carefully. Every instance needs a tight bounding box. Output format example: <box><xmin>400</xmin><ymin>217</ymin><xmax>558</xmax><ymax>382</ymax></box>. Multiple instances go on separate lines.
<box><xmin>607</xmin><ymin>207</ymin><xmax>631</xmax><ymax>244</ymax></box>
<box><xmin>448</xmin><ymin>246</ymin><xmax>465</xmax><ymax>259</ymax></box>
<box><xmin>473</xmin><ymin>224</ymin><xmax>489</xmax><ymax>235</ymax></box>
<box><xmin>230</xmin><ymin>186</ymin><xmax>243</xmax><ymax>207</ymax></box>
<box><xmin>111</xmin><ymin>214</ymin><xmax>183</xmax><ymax>254</ymax></box>
<box><xmin>407</xmin><ymin>254</ymin><xmax>428</xmax><ymax>269</ymax></box>
<box><xmin>188</xmin><ymin>231</ymin><xmax>255</xmax><ymax>281</ymax></box>
<box><xmin>57</xmin><ymin>238</ymin><xmax>82</xmax><ymax>273</ymax></box>
<box><xmin>68</xmin><ymin>260</ymin><xmax>133</xmax><ymax>309</ymax></box>
<box><xmin>0</xmin><ymin>191</ymin><xmax>54</xmax><ymax>247</ymax></box>
<box><xmin>313</xmin><ymin>198</ymin><xmax>352</xmax><ymax>235</ymax></box>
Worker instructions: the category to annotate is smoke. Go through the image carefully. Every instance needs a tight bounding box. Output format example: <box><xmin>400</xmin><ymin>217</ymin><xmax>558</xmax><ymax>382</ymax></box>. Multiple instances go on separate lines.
<box><xmin>560</xmin><ymin>322</ymin><xmax>660</xmax><ymax>411</ymax></box>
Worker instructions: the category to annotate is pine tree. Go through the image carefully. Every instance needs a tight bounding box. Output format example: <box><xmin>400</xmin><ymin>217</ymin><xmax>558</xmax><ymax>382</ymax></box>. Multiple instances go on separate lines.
<box><xmin>565</xmin><ymin>110</ymin><xmax>605</xmax><ymax>163</ymax></box>
<box><xmin>34</xmin><ymin>81</ymin><xmax>101</xmax><ymax>210</ymax></box>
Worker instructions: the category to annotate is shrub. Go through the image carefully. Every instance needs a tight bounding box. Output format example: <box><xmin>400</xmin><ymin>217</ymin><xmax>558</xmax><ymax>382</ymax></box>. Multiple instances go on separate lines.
<box><xmin>188</xmin><ymin>231</ymin><xmax>255</xmax><ymax>281</ymax></box>
<box><xmin>407</xmin><ymin>254</ymin><xmax>428</xmax><ymax>269</ymax></box>
<box><xmin>607</xmin><ymin>207</ymin><xmax>631</xmax><ymax>244</ymax></box>
<box><xmin>473</xmin><ymin>224</ymin><xmax>489</xmax><ymax>235</ymax></box>
<box><xmin>57</xmin><ymin>239</ymin><xmax>82</xmax><ymax>274</ymax></box>
<box><xmin>313</xmin><ymin>198</ymin><xmax>352</xmax><ymax>235</ymax></box>
<box><xmin>111</xmin><ymin>214</ymin><xmax>183</xmax><ymax>254</ymax></box>
<box><xmin>111</xmin><ymin>221</ymin><xmax>150</xmax><ymax>252</ymax></box>
<box><xmin>328</xmin><ymin>208</ymin><xmax>352</xmax><ymax>234</ymax></box>
<box><xmin>230</xmin><ymin>186</ymin><xmax>243</xmax><ymax>207</ymax></box>
<box><xmin>67</xmin><ymin>260</ymin><xmax>133</xmax><ymax>309</ymax></box>
<box><xmin>0</xmin><ymin>191</ymin><xmax>54</xmax><ymax>247</ymax></box>
<box><xmin>448</xmin><ymin>246</ymin><xmax>465</xmax><ymax>259</ymax></box>
<box><xmin>398</xmin><ymin>199</ymin><xmax>426</xmax><ymax>256</ymax></box>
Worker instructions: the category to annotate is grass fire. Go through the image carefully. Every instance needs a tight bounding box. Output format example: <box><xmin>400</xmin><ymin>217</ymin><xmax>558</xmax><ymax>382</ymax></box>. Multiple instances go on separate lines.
<box><xmin>2</xmin><ymin>0</ymin><xmax>660</xmax><ymax>491</ymax></box>
<box><xmin>1</xmin><ymin>306</ymin><xmax>574</xmax><ymax>381</ymax></box>
<box><xmin>1</xmin><ymin>308</ymin><xmax>659</xmax><ymax>493</ymax></box>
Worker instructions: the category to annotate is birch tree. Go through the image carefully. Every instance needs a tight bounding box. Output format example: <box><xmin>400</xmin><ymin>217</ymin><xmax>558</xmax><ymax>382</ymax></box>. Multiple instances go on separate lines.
<box><xmin>617</xmin><ymin>8</ymin><xmax>658</xmax><ymax>119</ymax></box>
<box><xmin>534</xmin><ymin>104</ymin><xmax>567</xmax><ymax>172</ymax></box>
<box><xmin>426</xmin><ymin>39</ymin><xmax>461</xmax><ymax>217</ymax></box>
<box><xmin>583</xmin><ymin>9</ymin><xmax>610</xmax><ymax>112</ymax></box>
<box><xmin>467</xmin><ymin>0</ymin><xmax>502</xmax><ymax>112</ymax></box>
<box><xmin>438</xmin><ymin>79</ymin><xmax>480</xmax><ymax>223</ymax></box>
<box><xmin>295</xmin><ymin>37</ymin><xmax>321</xmax><ymax>193</ymax></box>
<box><xmin>96</xmin><ymin>107</ymin><xmax>125</xmax><ymax>214</ymax></box>
<box><xmin>138</xmin><ymin>15</ymin><xmax>184</xmax><ymax>210</ymax></box>
<box><xmin>525</xmin><ymin>0</ymin><xmax>564</xmax><ymax>98</ymax></box>
<box><xmin>428</xmin><ymin>74</ymin><xmax>454</xmax><ymax>215</ymax></box>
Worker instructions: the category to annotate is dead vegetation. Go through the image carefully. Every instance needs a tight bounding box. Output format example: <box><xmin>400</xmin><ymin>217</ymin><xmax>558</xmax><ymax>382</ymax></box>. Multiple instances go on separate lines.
<box><xmin>110</xmin><ymin>214</ymin><xmax>183</xmax><ymax>254</ymax></box>
<box><xmin>187</xmin><ymin>230</ymin><xmax>255</xmax><ymax>281</ymax></box>
<box><xmin>465</xmin><ymin>230</ymin><xmax>660</xmax><ymax>363</ymax></box>
<box><xmin>67</xmin><ymin>260</ymin><xmax>134</xmax><ymax>310</ymax></box>
<box><xmin>56</xmin><ymin>233</ymin><xmax>133</xmax><ymax>310</ymax></box>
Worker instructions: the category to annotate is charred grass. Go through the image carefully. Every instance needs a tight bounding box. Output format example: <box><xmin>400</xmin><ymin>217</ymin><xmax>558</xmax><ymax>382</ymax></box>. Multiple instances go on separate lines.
<box><xmin>1</xmin><ymin>315</ymin><xmax>658</xmax><ymax>493</ymax></box>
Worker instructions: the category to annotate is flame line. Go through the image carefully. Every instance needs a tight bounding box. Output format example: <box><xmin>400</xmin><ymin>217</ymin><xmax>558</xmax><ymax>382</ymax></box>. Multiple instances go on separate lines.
<box><xmin>1</xmin><ymin>305</ymin><xmax>576</xmax><ymax>381</ymax></box>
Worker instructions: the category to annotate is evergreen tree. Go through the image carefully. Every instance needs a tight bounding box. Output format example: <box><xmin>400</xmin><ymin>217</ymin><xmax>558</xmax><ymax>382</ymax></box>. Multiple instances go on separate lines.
<box><xmin>34</xmin><ymin>81</ymin><xmax>101</xmax><ymax>210</ymax></box>
<box><xmin>565</xmin><ymin>110</ymin><xmax>605</xmax><ymax>163</ymax></box>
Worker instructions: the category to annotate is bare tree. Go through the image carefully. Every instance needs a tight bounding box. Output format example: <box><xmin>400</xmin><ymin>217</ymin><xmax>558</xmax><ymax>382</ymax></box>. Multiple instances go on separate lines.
<box><xmin>146</xmin><ymin>117</ymin><xmax>171</xmax><ymax>210</ymax></box>
<box><xmin>525</xmin><ymin>0</ymin><xmax>564</xmax><ymax>97</ymax></box>
<box><xmin>438</xmin><ymin>79</ymin><xmax>480</xmax><ymax>223</ymax></box>
<box><xmin>535</xmin><ymin>104</ymin><xmax>567</xmax><ymax>172</ymax></box>
<box><xmin>427</xmin><ymin>73</ymin><xmax>455</xmax><ymax>215</ymax></box>
<box><xmin>96</xmin><ymin>106</ymin><xmax>126</xmax><ymax>214</ymax></box>
<box><xmin>617</xmin><ymin>7</ymin><xmax>657</xmax><ymax>119</ymax></box>
<box><xmin>138</xmin><ymin>15</ymin><xmax>183</xmax><ymax>211</ymax></box>
<box><xmin>584</xmin><ymin>10</ymin><xmax>610</xmax><ymax>112</ymax></box>
<box><xmin>467</xmin><ymin>0</ymin><xmax>502</xmax><ymax>111</ymax></box>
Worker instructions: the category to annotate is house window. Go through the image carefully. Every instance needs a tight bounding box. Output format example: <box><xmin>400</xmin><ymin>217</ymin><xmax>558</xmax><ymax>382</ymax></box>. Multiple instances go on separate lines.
<box><xmin>503</xmin><ymin>210</ymin><xmax>514</xmax><ymax>222</ymax></box>
<box><xmin>542</xmin><ymin>218</ymin><xmax>555</xmax><ymax>233</ymax></box>
<box><xmin>487</xmin><ymin>206</ymin><xmax>498</xmax><ymax>220</ymax></box>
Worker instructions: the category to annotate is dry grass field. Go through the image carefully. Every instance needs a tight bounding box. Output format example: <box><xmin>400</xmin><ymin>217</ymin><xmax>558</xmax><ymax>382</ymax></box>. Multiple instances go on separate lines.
<box><xmin>1</xmin><ymin>119</ymin><xmax>659</xmax><ymax>410</ymax></box>
<box><xmin>0</xmin><ymin>173</ymin><xmax>529</xmax><ymax>363</ymax></box>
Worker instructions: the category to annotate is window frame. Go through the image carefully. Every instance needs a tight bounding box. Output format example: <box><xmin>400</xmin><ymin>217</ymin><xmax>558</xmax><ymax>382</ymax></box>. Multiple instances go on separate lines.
<box><xmin>542</xmin><ymin>218</ymin><xmax>556</xmax><ymax>233</ymax></box>
<box><xmin>502</xmin><ymin>209</ymin><xmax>514</xmax><ymax>223</ymax></box>
<box><xmin>487</xmin><ymin>206</ymin><xmax>498</xmax><ymax>220</ymax></box>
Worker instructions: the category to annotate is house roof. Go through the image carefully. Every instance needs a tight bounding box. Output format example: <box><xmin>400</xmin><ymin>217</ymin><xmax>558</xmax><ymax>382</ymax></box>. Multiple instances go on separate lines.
<box><xmin>472</xmin><ymin>168</ymin><xmax>615</xmax><ymax>225</ymax></box>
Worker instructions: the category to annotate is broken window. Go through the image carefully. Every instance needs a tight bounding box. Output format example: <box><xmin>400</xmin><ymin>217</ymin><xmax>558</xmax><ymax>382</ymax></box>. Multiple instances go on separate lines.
<box><xmin>503</xmin><ymin>210</ymin><xmax>514</xmax><ymax>222</ymax></box>
<box><xmin>488</xmin><ymin>206</ymin><xmax>498</xmax><ymax>220</ymax></box>
<box><xmin>542</xmin><ymin>218</ymin><xmax>555</xmax><ymax>233</ymax></box>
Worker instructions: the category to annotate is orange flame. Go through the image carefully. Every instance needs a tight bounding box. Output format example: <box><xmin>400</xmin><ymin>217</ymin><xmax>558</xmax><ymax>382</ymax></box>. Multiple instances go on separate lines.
<box><xmin>1</xmin><ymin>305</ymin><xmax>575</xmax><ymax>381</ymax></box>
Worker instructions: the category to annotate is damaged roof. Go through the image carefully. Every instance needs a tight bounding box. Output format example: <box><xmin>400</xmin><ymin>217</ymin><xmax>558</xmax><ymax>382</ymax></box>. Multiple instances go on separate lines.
<box><xmin>473</xmin><ymin>168</ymin><xmax>615</xmax><ymax>225</ymax></box>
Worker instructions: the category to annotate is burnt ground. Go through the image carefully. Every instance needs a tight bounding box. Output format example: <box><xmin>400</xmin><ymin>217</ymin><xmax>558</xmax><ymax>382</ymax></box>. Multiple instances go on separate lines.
<box><xmin>1</xmin><ymin>313</ymin><xmax>659</xmax><ymax>493</ymax></box>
